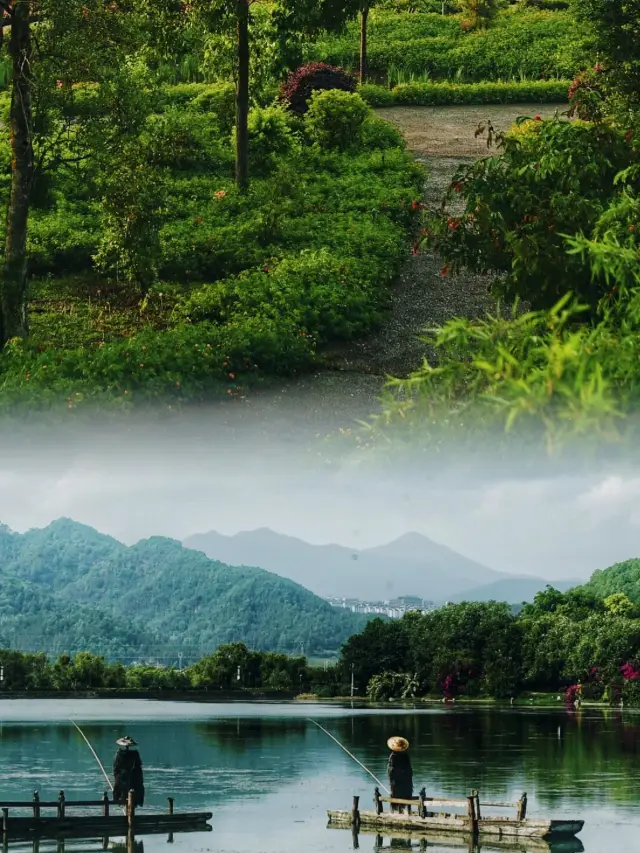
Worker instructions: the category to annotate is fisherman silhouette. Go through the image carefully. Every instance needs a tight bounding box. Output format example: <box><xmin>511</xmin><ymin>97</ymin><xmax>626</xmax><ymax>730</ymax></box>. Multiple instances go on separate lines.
<box><xmin>113</xmin><ymin>735</ymin><xmax>145</xmax><ymax>807</ymax></box>
<box><xmin>387</xmin><ymin>736</ymin><xmax>413</xmax><ymax>814</ymax></box>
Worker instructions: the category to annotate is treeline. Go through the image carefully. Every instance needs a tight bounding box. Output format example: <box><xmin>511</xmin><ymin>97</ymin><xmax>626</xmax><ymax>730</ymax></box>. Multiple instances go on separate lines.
<box><xmin>0</xmin><ymin>643</ymin><xmax>345</xmax><ymax>695</ymax></box>
<box><xmin>339</xmin><ymin>588</ymin><xmax>640</xmax><ymax>704</ymax></box>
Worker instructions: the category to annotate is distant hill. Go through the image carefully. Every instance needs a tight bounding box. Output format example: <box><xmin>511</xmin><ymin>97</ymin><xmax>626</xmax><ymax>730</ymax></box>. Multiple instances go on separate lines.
<box><xmin>446</xmin><ymin>577</ymin><xmax>576</xmax><ymax>605</ymax></box>
<box><xmin>577</xmin><ymin>558</ymin><xmax>640</xmax><ymax>602</ymax></box>
<box><xmin>0</xmin><ymin>519</ymin><xmax>373</xmax><ymax>659</ymax></box>
<box><xmin>182</xmin><ymin>528</ymin><xmax>509</xmax><ymax>601</ymax></box>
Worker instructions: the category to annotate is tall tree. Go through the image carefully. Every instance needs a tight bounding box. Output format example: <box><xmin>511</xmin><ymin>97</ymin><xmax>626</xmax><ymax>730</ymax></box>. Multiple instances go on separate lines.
<box><xmin>0</xmin><ymin>0</ymin><xmax>152</xmax><ymax>349</ymax></box>
<box><xmin>1</xmin><ymin>0</ymin><xmax>34</xmax><ymax>346</ymax></box>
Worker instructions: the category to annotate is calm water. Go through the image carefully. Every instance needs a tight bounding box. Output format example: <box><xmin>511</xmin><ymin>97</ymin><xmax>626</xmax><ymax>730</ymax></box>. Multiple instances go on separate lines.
<box><xmin>0</xmin><ymin>700</ymin><xmax>636</xmax><ymax>853</ymax></box>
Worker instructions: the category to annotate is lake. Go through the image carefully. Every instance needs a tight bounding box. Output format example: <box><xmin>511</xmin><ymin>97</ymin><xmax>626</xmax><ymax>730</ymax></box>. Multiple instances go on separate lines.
<box><xmin>0</xmin><ymin>700</ymin><xmax>636</xmax><ymax>853</ymax></box>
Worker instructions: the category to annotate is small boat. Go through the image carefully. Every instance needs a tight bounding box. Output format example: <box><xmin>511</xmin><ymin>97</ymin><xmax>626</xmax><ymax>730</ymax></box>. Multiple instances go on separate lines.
<box><xmin>327</xmin><ymin>789</ymin><xmax>583</xmax><ymax>842</ymax></box>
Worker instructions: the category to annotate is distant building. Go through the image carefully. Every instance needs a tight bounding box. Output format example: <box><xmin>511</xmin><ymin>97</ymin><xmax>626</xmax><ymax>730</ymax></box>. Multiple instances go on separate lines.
<box><xmin>325</xmin><ymin>596</ymin><xmax>437</xmax><ymax>619</ymax></box>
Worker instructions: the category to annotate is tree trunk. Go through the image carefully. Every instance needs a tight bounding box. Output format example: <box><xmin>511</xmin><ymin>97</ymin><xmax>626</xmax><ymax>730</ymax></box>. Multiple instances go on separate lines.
<box><xmin>235</xmin><ymin>0</ymin><xmax>249</xmax><ymax>191</ymax></box>
<box><xmin>360</xmin><ymin>4</ymin><xmax>369</xmax><ymax>85</ymax></box>
<box><xmin>1</xmin><ymin>0</ymin><xmax>34</xmax><ymax>348</ymax></box>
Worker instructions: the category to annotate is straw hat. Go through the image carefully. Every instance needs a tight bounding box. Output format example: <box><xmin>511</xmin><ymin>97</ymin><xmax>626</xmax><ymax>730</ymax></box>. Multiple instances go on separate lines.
<box><xmin>116</xmin><ymin>736</ymin><xmax>137</xmax><ymax>747</ymax></box>
<box><xmin>387</xmin><ymin>736</ymin><xmax>409</xmax><ymax>752</ymax></box>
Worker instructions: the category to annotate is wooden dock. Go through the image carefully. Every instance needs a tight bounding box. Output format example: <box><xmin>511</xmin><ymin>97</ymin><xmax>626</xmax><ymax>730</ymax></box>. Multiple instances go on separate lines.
<box><xmin>327</xmin><ymin>790</ymin><xmax>584</xmax><ymax>842</ymax></box>
<box><xmin>0</xmin><ymin>791</ymin><xmax>212</xmax><ymax>841</ymax></box>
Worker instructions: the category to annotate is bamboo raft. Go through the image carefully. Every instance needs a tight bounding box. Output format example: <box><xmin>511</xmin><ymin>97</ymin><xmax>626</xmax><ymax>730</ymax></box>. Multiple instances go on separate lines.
<box><xmin>327</xmin><ymin>790</ymin><xmax>584</xmax><ymax>841</ymax></box>
<box><xmin>0</xmin><ymin>791</ymin><xmax>212</xmax><ymax>840</ymax></box>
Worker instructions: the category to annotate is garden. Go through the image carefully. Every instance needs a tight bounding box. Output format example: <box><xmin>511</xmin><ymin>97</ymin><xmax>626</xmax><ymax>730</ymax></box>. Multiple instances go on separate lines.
<box><xmin>0</xmin><ymin>0</ymin><xmax>637</xmax><ymax>442</ymax></box>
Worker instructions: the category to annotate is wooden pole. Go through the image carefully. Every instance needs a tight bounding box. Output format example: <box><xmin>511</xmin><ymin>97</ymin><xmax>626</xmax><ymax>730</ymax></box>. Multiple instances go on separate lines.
<box><xmin>168</xmin><ymin>797</ymin><xmax>174</xmax><ymax>815</ymax></box>
<box><xmin>419</xmin><ymin>787</ymin><xmax>427</xmax><ymax>818</ymax></box>
<box><xmin>57</xmin><ymin>791</ymin><xmax>65</xmax><ymax>820</ymax></box>
<box><xmin>517</xmin><ymin>793</ymin><xmax>528</xmax><ymax>821</ymax></box>
<box><xmin>2</xmin><ymin>807</ymin><xmax>8</xmax><ymax>837</ymax></box>
<box><xmin>352</xmin><ymin>795</ymin><xmax>361</xmax><ymax>830</ymax></box>
<box><xmin>373</xmin><ymin>788</ymin><xmax>383</xmax><ymax>815</ymax></box>
<box><xmin>466</xmin><ymin>795</ymin><xmax>478</xmax><ymax>835</ymax></box>
<box><xmin>472</xmin><ymin>789</ymin><xmax>481</xmax><ymax>821</ymax></box>
<box><xmin>103</xmin><ymin>792</ymin><xmax>110</xmax><ymax>817</ymax></box>
<box><xmin>33</xmin><ymin>791</ymin><xmax>40</xmax><ymax>820</ymax></box>
<box><xmin>127</xmin><ymin>790</ymin><xmax>135</xmax><ymax>830</ymax></box>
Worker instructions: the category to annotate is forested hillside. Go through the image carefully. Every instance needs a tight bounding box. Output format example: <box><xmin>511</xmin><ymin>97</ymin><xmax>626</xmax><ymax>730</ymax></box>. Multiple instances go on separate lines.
<box><xmin>0</xmin><ymin>520</ymin><xmax>371</xmax><ymax>658</ymax></box>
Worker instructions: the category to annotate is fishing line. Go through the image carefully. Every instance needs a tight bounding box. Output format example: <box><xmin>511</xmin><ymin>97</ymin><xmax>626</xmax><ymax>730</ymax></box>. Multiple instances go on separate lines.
<box><xmin>308</xmin><ymin>718</ymin><xmax>390</xmax><ymax>793</ymax></box>
<box><xmin>70</xmin><ymin>720</ymin><xmax>126</xmax><ymax>815</ymax></box>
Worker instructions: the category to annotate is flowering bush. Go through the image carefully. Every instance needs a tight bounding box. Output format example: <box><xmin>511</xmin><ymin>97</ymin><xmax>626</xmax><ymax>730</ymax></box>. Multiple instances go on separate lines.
<box><xmin>568</xmin><ymin>64</ymin><xmax>607</xmax><ymax>121</ymax></box>
<box><xmin>279</xmin><ymin>63</ymin><xmax>357</xmax><ymax>116</ymax></box>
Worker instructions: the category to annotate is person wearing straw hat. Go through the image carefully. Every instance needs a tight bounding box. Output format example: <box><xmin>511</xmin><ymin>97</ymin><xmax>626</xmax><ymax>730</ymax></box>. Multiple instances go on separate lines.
<box><xmin>387</xmin><ymin>736</ymin><xmax>413</xmax><ymax>814</ymax></box>
<box><xmin>113</xmin><ymin>735</ymin><xmax>145</xmax><ymax>807</ymax></box>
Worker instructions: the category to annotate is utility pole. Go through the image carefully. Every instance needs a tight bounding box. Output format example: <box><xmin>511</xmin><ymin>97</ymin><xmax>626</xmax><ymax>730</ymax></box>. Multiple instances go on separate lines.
<box><xmin>351</xmin><ymin>664</ymin><xmax>355</xmax><ymax>699</ymax></box>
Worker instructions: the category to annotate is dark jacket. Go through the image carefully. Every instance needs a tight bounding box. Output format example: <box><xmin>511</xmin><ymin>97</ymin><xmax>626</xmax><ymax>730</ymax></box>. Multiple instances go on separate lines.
<box><xmin>387</xmin><ymin>751</ymin><xmax>413</xmax><ymax>799</ymax></box>
<box><xmin>113</xmin><ymin>748</ymin><xmax>145</xmax><ymax>807</ymax></box>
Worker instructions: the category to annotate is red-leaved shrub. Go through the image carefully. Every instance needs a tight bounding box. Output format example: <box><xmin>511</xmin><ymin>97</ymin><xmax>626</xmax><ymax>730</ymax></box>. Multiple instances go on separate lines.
<box><xmin>280</xmin><ymin>62</ymin><xmax>357</xmax><ymax>116</ymax></box>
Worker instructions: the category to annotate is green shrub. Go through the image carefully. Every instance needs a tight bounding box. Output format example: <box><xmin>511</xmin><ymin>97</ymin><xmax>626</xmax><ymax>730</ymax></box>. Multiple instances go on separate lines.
<box><xmin>142</xmin><ymin>109</ymin><xmax>233</xmax><ymax>172</ymax></box>
<box><xmin>191</xmin><ymin>83</ymin><xmax>236</xmax><ymax>135</ymax></box>
<box><xmin>235</xmin><ymin>106</ymin><xmax>300</xmax><ymax>175</ymax></box>
<box><xmin>305</xmin><ymin>90</ymin><xmax>371</xmax><ymax>151</ymax></box>
<box><xmin>182</xmin><ymin>249</ymin><xmax>387</xmax><ymax>343</ymax></box>
<box><xmin>0</xmin><ymin>318</ymin><xmax>315</xmax><ymax>412</ymax></box>
<box><xmin>28</xmin><ymin>209</ymin><xmax>99</xmax><ymax>276</ymax></box>
<box><xmin>358</xmin><ymin>84</ymin><xmax>395</xmax><ymax>107</ymax></box>
<box><xmin>360</xmin><ymin>115</ymin><xmax>406</xmax><ymax>151</ymax></box>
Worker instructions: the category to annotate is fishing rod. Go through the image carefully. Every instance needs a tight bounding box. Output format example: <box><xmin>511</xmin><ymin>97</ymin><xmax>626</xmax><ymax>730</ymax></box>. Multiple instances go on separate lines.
<box><xmin>70</xmin><ymin>720</ymin><xmax>126</xmax><ymax>815</ymax></box>
<box><xmin>308</xmin><ymin>719</ymin><xmax>390</xmax><ymax>793</ymax></box>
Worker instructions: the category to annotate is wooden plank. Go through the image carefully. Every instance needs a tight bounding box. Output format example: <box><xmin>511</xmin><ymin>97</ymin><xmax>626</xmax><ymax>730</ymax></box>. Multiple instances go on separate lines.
<box><xmin>380</xmin><ymin>797</ymin><xmax>467</xmax><ymax>808</ymax></box>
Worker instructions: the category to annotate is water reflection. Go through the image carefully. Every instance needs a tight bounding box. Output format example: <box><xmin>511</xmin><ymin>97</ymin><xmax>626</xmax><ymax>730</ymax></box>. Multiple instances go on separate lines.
<box><xmin>345</xmin><ymin>829</ymin><xmax>585</xmax><ymax>853</ymax></box>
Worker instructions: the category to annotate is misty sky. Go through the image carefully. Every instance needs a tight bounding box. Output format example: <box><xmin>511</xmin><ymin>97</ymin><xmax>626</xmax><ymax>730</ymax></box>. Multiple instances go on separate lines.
<box><xmin>0</xmin><ymin>405</ymin><xmax>638</xmax><ymax>583</ymax></box>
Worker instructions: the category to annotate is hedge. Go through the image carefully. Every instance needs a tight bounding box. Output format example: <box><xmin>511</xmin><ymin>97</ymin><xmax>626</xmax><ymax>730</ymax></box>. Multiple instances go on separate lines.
<box><xmin>359</xmin><ymin>80</ymin><xmax>571</xmax><ymax>107</ymax></box>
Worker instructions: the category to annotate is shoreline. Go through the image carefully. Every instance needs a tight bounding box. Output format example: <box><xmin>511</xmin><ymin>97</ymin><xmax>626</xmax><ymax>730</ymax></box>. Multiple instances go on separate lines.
<box><xmin>0</xmin><ymin>690</ymin><xmax>630</xmax><ymax>710</ymax></box>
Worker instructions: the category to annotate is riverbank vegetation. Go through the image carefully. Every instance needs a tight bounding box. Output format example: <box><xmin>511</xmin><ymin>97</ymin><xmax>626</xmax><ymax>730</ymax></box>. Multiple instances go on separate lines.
<box><xmin>339</xmin><ymin>578</ymin><xmax>640</xmax><ymax>706</ymax></box>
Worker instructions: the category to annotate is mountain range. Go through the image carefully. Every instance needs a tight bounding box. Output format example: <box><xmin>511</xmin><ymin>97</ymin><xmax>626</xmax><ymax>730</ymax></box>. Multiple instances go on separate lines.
<box><xmin>182</xmin><ymin>527</ymin><xmax>573</xmax><ymax>603</ymax></box>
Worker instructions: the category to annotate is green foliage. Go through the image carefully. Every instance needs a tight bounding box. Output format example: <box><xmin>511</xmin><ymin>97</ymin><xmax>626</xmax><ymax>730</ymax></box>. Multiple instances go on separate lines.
<box><xmin>238</xmin><ymin>105</ymin><xmax>300</xmax><ymax>174</ymax></box>
<box><xmin>307</xmin><ymin>9</ymin><xmax>593</xmax><ymax>82</ymax></box>
<box><xmin>458</xmin><ymin>0</ymin><xmax>505</xmax><ymax>30</ymax></box>
<box><xmin>423</xmin><ymin>117</ymin><xmax>635</xmax><ymax>312</ymax></box>
<box><xmin>357</xmin><ymin>80</ymin><xmax>571</xmax><ymax>106</ymax></box>
<box><xmin>367</xmin><ymin>671</ymin><xmax>419</xmax><ymax>700</ymax></box>
<box><xmin>305</xmin><ymin>90</ymin><xmax>371</xmax><ymax>151</ymax></box>
<box><xmin>339</xmin><ymin>575</ymin><xmax>640</xmax><ymax>704</ymax></box>
<box><xmin>582</xmin><ymin>561</ymin><xmax>640</xmax><ymax>606</ymax></box>
<box><xmin>360</xmin><ymin>115</ymin><xmax>407</xmax><ymax>150</ymax></box>
<box><xmin>387</xmin><ymin>79</ymin><xmax>571</xmax><ymax>104</ymax></box>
